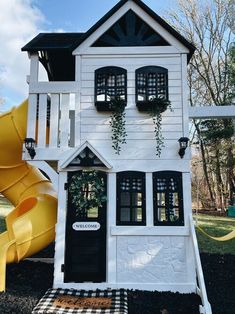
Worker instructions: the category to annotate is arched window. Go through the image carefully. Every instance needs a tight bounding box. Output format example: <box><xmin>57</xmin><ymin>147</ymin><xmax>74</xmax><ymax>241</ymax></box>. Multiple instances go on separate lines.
<box><xmin>153</xmin><ymin>171</ymin><xmax>184</xmax><ymax>226</ymax></box>
<box><xmin>116</xmin><ymin>171</ymin><xmax>146</xmax><ymax>225</ymax></box>
<box><xmin>95</xmin><ymin>66</ymin><xmax>127</xmax><ymax>111</ymax></box>
<box><xmin>136</xmin><ymin>66</ymin><xmax>168</xmax><ymax>110</ymax></box>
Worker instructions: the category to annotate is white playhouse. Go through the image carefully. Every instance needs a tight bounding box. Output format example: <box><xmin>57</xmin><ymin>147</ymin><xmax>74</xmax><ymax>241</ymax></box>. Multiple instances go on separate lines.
<box><xmin>20</xmin><ymin>0</ymin><xmax>221</xmax><ymax>312</ymax></box>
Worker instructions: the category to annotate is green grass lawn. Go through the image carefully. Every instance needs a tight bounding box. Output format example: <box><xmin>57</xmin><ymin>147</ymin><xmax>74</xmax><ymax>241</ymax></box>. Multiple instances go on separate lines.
<box><xmin>195</xmin><ymin>214</ymin><xmax>235</xmax><ymax>255</ymax></box>
<box><xmin>0</xmin><ymin>196</ymin><xmax>13</xmax><ymax>232</ymax></box>
<box><xmin>1</xmin><ymin>194</ymin><xmax>235</xmax><ymax>255</ymax></box>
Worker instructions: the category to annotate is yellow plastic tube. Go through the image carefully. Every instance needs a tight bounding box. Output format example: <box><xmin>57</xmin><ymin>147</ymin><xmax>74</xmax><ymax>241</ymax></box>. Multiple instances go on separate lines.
<box><xmin>0</xmin><ymin>100</ymin><xmax>57</xmax><ymax>292</ymax></box>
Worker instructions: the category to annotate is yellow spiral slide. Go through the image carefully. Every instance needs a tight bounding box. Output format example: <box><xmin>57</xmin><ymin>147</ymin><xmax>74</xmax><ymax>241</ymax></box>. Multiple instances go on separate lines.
<box><xmin>0</xmin><ymin>100</ymin><xmax>57</xmax><ymax>292</ymax></box>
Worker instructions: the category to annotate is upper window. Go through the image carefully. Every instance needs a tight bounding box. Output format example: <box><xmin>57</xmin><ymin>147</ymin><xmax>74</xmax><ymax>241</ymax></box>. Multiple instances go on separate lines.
<box><xmin>136</xmin><ymin>66</ymin><xmax>168</xmax><ymax>106</ymax></box>
<box><xmin>153</xmin><ymin>171</ymin><xmax>184</xmax><ymax>226</ymax></box>
<box><xmin>116</xmin><ymin>171</ymin><xmax>146</xmax><ymax>225</ymax></box>
<box><xmin>95</xmin><ymin>67</ymin><xmax>127</xmax><ymax>110</ymax></box>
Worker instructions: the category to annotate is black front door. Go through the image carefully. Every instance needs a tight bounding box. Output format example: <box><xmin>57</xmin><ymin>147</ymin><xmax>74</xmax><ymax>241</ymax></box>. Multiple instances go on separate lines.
<box><xmin>64</xmin><ymin>171</ymin><xmax>107</xmax><ymax>283</ymax></box>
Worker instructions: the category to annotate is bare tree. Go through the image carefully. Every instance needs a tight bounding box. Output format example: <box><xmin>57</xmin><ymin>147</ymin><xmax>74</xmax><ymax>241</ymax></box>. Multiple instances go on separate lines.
<box><xmin>168</xmin><ymin>0</ymin><xmax>235</xmax><ymax>209</ymax></box>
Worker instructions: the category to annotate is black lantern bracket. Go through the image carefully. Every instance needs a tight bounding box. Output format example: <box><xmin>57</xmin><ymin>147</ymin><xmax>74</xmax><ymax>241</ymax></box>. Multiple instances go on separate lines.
<box><xmin>24</xmin><ymin>138</ymin><xmax>36</xmax><ymax>159</ymax></box>
<box><xmin>178</xmin><ymin>137</ymin><xmax>189</xmax><ymax>158</ymax></box>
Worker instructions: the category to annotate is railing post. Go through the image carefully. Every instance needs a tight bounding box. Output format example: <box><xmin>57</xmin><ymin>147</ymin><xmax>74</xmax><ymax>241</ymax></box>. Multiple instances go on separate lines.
<box><xmin>189</xmin><ymin>214</ymin><xmax>212</xmax><ymax>314</ymax></box>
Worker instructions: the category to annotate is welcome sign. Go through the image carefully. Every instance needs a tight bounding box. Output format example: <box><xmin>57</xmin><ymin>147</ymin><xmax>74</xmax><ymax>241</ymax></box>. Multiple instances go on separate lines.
<box><xmin>72</xmin><ymin>221</ymin><xmax>101</xmax><ymax>231</ymax></box>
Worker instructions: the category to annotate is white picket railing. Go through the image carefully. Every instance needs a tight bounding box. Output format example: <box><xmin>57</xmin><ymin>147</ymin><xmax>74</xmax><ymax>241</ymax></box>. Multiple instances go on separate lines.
<box><xmin>189</xmin><ymin>214</ymin><xmax>212</xmax><ymax>314</ymax></box>
<box><xmin>26</xmin><ymin>82</ymin><xmax>79</xmax><ymax>151</ymax></box>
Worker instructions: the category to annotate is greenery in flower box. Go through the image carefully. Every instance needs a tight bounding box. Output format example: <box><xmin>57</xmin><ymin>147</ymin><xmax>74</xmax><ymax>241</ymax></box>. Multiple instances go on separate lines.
<box><xmin>109</xmin><ymin>98</ymin><xmax>127</xmax><ymax>155</ymax></box>
<box><xmin>149</xmin><ymin>97</ymin><xmax>172</xmax><ymax>157</ymax></box>
<box><xmin>68</xmin><ymin>171</ymin><xmax>106</xmax><ymax>216</ymax></box>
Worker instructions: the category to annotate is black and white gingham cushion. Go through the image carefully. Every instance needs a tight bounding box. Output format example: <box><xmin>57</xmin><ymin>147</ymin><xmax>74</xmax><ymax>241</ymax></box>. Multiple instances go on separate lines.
<box><xmin>32</xmin><ymin>288</ymin><xmax>128</xmax><ymax>314</ymax></box>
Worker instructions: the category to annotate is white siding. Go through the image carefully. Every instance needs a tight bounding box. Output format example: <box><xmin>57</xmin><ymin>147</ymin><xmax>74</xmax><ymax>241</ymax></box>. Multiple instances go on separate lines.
<box><xmin>79</xmin><ymin>54</ymin><xmax>185</xmax><ymax>165</ymax></box>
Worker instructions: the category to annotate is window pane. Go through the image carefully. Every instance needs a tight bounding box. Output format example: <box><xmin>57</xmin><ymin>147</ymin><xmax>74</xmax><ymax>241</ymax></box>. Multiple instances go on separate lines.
<box><xmin>87</xmin><ymin>206</ymin><xmax>98</xmax><ymax>218</ymax></box>
<box><xmin>156</xmin><ymin>178</ymin><xmax>167</xmax><ymax>191</ymax></box>
<box><xmin>132</xmin><ymin>193</ymin><xmax>142</xmax><ymax>206</ymax></box>
<box><xmin>137</xmin><ymin>88</ymin><xmax>146</xmax><ymax>101</ymax></box>
<box><xmin>157</xmin><ymin>73</ymin><xmax>166</xmax><ymax>86</ymax></box>
<box><xmin>157</xmin><ymin>193</ymin><xmax>165</xmax><ymax>206</ymax></box>
<box><xmin>169</xmin><ymin>178</ymin><xmax>178</xmax><ymax>191</ymax></box>
<box><xmin>117</xmin><ymin>172</ymin><xmax>145</xmax><ymax>225</ymax></box>
<box><xmin>133</xmin><ymin>207</ymin><xmax>142</xmax><ymax>222</ymax></box>
<box><xmin>117</xmin><ymin>74</ymin><xmax>125</xmax><ymax>86</ymax></box>
<box><xmin>97</xmin><ymin>89</ymin><xmax>105</xmax><ymax>101</ymax></box>
<box><xmin>171</xmin><ymin>193</ymin><xmax>179</xmax><ymax>206</ymax></box>
<box><xmin>148</xmin><ymin>73</ymin><xmax>156</xmax><ymax>86</ymax></box>
<box><xmin>148</xmin><ymin>88</ymin><xmax>157</xmax><ymax>100</ymax></box>
<box><xmin>157</xmin><ymin>207</ymin><xmax>167</xmax><ymax>222</ymax></box>
<box><xmin>157</xmin><ymin>88</ymin><xmax>167</xmax><ymax>99</ymax></box>
<box><xmin>153</xmin><ymin>171</ymin><xmax>183</xmax><ymax>225</ymax></box>
<box><xmin>116</xmin><ymin>88</ymin><xmax>126</xmax><ymax>99</ymax></box>
<box><xmin>132</xmin><ymin>178</ymin><xmax>142</xmax><ymax>191</ymax></box>
<box><xmin>137</xmin><ymin>73</ymin><xmax>146</xmax><ymax>86</ymax></box>
<box><xmin>169</xmin><ymin>208</ymin><xmax>179</xmax><ymax>222</ymax></box>
<box><xmin>107</xmin><ymin>88</ymin><xmax>116</xmax><ymax>101</ymax></box>
<box><xmin>107</xmin><ymin>74</ymin><xmax>115</xmax><ymax>86</ymax></box>
<box><xmin>120</xmin><ymin>178</ymin><xmax>130</xmax><ymax>191</ymax></box>
<box><xmin>121</xmin><ymin>192</ymin><xmax>131</xmax><ymax>206</ymax></box>
<box><xmin>120</xmin><ymin>208</ymin><xmax>130</xmax><ymax>221</ymax></box>
<box><xmin>97</xmin><ymin>74</ymin><xmax>106</xmax><ymax>87</ymax></box>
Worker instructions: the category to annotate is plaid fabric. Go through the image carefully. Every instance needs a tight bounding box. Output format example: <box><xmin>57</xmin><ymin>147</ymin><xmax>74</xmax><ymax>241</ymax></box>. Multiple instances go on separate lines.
<box><xmin>32</xmin><ymin>288</ymin><xmax>128</xmax><ymax>314</ymax></box>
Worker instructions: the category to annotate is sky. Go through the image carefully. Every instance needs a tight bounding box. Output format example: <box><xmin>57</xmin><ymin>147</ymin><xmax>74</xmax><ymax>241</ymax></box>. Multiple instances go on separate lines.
<box><xmin>0</xmin><ymin>0</ymin><xmax>175</xmax><ymax>113</ymax></box>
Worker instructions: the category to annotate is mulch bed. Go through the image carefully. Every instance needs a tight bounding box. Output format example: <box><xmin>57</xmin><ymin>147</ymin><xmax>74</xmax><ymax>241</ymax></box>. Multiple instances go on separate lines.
<box><xmin>0</xmin><ymin>253</ymin><xmax>234</xmax><ymax>314</ymax></box>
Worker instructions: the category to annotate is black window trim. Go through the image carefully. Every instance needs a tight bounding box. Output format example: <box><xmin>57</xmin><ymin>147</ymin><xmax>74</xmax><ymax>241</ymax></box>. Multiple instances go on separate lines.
<box><xmin>153</xmin><ymin>171</ymin><xmax>184</xmax><ymax>226</ymax></box>
<box><xmin>95</xmin><ymin>66</ymin><xmax>127</xmax><ymax>111</ymax></box>
<box><xmin>135</xmin><ymin>66</ymin><xmax>169</xmax><ymax>110</ymax></box>
<box><xmin>116</xmin><ymin>171</ymin><xmax>146</xmax><ymax>226</ymax></box>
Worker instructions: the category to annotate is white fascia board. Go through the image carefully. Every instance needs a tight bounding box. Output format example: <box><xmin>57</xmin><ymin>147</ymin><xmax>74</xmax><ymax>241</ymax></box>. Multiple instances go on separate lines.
<box><xmin>58</xmin><ymin>141</ymin><xmax>112</xmax><ymax>170</ymax></box>
<box><xmin>189</xmin><ymin>105</ymin><xmax>235</xmax><ymax>119</ymax></box>
<box><xmin>73</xmin><ymin>1</ymin><xmax>189</xmax><ymax>55</ymax></box>
<box><xmin>78</xmin><ymin>46</ymin><xmax>181</xmax><ymax>56</ymax></box>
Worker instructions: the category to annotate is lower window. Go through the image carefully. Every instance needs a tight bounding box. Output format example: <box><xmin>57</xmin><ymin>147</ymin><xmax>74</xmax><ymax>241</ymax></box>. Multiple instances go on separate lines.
<box><xmin>153</xmin><ymin>171</ymin><xmax>184</xmax><ymax>226</ymax></box>
<box><xmin>116</xmin><ymin>171</ymin><xmax>146</xmax><ymax>225</ymax></box>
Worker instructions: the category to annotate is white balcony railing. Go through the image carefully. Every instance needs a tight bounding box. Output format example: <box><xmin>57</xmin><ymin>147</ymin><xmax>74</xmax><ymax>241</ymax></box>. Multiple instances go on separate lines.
<box><xmin>27</xmin><ymin>82</ymin><xmax>79</xmax><ymax>152</ymax></box>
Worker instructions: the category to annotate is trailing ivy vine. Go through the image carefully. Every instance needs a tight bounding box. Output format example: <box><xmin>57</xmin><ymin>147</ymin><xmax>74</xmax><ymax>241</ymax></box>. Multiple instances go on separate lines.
<box><xmin>149</xmin><ymin>98</ymin><xmax>172</xmax><ymax>157</ymax></box>
<box><xmin>109</xmin><ymin>98</ymin><xmax>127</xmax><ymax>155</ymax></box>
<box><xmin>68</xmin><ymin>171</ymin><xmax>106</xmax><ymax>216</ymax></box>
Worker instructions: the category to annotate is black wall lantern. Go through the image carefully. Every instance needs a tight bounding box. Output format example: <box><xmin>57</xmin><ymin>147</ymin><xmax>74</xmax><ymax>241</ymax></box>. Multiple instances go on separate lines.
<box><xmin>178</xmin><ymin>137</ymin><xmax>189</xmax><ymax>158</ymax></box>
<box><xmin>24</xmin><ymin>138</ymin><xmax>36</xmax><ymax>159</ymax></box>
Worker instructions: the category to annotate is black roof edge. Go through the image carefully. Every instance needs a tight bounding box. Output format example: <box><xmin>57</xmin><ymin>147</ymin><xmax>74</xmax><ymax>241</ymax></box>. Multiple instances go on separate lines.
<box><xmin>21</xmin><ymin>32</ymin><xmax>85</xmax><ymax>52</ymax></box>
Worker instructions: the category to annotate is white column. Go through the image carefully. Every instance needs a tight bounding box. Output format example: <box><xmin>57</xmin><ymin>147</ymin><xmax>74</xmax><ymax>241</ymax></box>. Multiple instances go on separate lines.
<box><xmin>182</xmin><ymin>172</ymin><xmax>192</xmax><ymax>227</ymax></box>
<box><xmin>29</xmin><ymin>53</ymin><xmax>39</xmax><ymax>82</ymax></box>
<box><xmin>107</xmin><ymin>172</ymin><xmax>117</xmax><ymax>283</ymax></box>
<box><xmin>53</xmin><ymin>172</ymin><xmax>67</xmax><ymax>287</ymax></box>
<box><xmin>146</xmin><ymin>172</ymin><xmax>154</xmax><ymax>226</ymax></box>
<box><xmin>75</xmin><ymin>55</ymin><xmax>82</xmax><ymax>147</ymax></box>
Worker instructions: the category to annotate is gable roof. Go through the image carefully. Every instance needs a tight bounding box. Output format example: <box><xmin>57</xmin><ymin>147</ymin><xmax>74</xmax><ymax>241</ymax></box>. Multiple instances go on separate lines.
<box><xmin>78</xmin><ymin>0</ymin><xmax>195</xmax><ymax>58</ymax></box>
<box><xmin>22</xmin><ymin>0</ymin><xmax>195</xmax><ymax>60</ymax></box>
<box><xmin>59</xmin><ymin>141</ymin><xmax>112</xmax><ymax>170</ymax></box>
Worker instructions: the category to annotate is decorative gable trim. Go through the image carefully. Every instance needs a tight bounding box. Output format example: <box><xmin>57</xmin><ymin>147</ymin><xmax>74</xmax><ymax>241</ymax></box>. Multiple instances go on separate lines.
<box><xmin>92</xmin><ymin>10</ymin><xmax>170</xmax><ymax>47</ymax></box>
<box><xmin>59</xmin><ymin>141</ymin><xmax>112</xmax><ymax>170</ymax></box>
<box><xmin>73</xmin><ymin>0</ymin><xmax>195</xmax><ymax>59</ymax></box>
